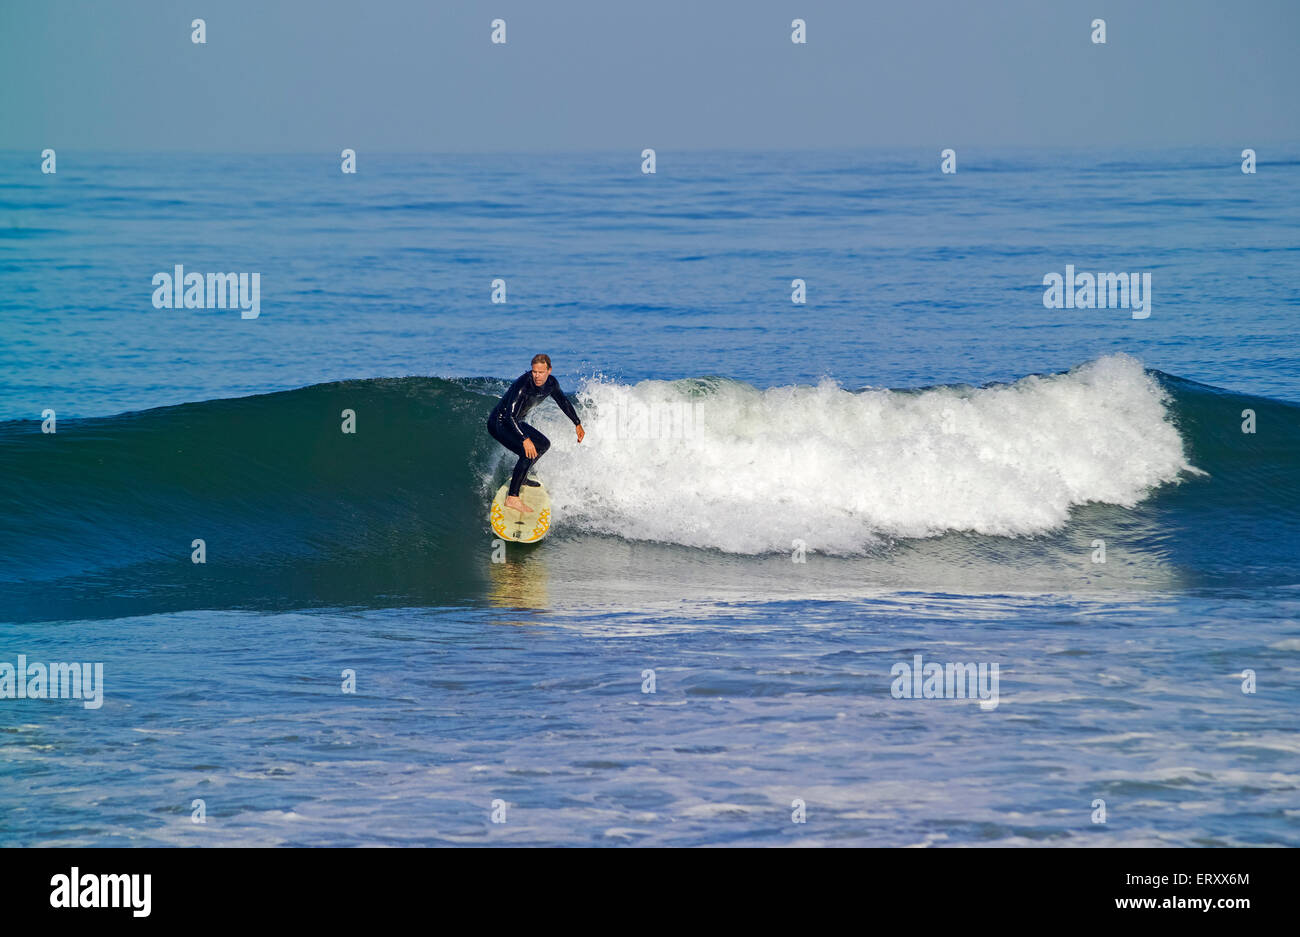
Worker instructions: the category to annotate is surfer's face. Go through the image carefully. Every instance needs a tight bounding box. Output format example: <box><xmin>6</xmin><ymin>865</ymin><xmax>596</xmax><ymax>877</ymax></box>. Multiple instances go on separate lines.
<box><xmin>531</xmin><ymin>364</ymin><xmax>550</xmax><ymax>386</ymax></box>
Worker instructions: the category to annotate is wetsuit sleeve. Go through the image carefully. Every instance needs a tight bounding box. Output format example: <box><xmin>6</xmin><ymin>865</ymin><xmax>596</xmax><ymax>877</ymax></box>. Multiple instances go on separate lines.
<box><xmin>498</xmin><ymin>374</ymin><xmax>531</xmax><ymax>438</ymax></box>
<box><xmin>549</xmin><ymin>379</ymin><xmax>581</xmax><ymax>425</ymax></box>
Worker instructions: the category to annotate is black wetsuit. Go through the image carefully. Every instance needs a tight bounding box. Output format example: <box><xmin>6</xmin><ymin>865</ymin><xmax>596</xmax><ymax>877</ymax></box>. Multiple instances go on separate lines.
<box><xmin>487</xmin><ymin>372</ymin><xmax>581</xmax><ymax>496</ymax></box>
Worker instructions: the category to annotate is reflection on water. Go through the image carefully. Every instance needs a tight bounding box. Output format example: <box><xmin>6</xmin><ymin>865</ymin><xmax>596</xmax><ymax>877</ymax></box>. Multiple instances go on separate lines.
<box><xmin>487</xmin><ymin>546</ymin><xmax>551</xmax><ymax>611</ymax></box>
<box><xmin>510</xmin><ymin>499</ymin><xmax>1187</xmax><ymax>618</ymax></box>
<box><xmin>879</xmin><ymin>499</ymin><xmax>1186</xmax><ymax>594</ymax></box>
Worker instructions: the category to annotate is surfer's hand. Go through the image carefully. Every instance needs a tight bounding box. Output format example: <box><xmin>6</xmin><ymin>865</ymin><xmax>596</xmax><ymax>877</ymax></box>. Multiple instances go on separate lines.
<box><xmin>523</xmin><ymin>438</ymin><xmax>538</xmax><ymax>459</ymax></box>
<box><xmin>575</xmin><ymin>424</ymin><xmax>585</xmax><ymax>443</ymax></box>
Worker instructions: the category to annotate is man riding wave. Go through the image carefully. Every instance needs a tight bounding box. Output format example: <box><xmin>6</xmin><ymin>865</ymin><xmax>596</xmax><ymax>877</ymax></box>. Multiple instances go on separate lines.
<box><xmin>486</xmin><ymin>354</ymin><xmax>584</xmax><ymax>513</ymax></box>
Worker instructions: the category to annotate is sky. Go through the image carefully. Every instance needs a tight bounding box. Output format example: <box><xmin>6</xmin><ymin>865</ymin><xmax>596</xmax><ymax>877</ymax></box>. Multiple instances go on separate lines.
<box><xmin>1</xmin><ymin>0</ymin><xmax>1297</xmax><ymax>152</ymax></box>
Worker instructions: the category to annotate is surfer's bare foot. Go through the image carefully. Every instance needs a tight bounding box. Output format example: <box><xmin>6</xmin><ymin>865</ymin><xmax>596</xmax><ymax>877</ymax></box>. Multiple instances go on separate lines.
<box><xmin>504</xmin><ymin>495</ymin><xmax>534</xmax><ymax>513</ymax></box>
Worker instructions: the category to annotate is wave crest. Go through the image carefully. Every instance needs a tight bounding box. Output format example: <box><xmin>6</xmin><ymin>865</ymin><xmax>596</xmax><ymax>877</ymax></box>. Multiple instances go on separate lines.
<box><xmin>526</xmin><ymin>354</ymin><xmax>1194</xmax><ymax>553</ymax></box>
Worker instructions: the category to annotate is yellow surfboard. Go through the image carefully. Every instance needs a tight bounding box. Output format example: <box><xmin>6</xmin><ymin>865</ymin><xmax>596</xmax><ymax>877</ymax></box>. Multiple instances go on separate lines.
<box><xmin>489</xmin><ymin>481</ymin><xmax>552</xmax><ymax>543</ymax></box>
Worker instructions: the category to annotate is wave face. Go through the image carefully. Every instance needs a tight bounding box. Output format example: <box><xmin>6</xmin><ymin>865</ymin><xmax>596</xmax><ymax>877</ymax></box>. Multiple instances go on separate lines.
<box><xmin>1</xmin><ymin>355</ymin><xmax>1296</xmax><ymax>621</ymax></box>
<box><xmin>0</xmin><ymin>377</ymin><xmax>498</xmax><ymax>620</ymax></box>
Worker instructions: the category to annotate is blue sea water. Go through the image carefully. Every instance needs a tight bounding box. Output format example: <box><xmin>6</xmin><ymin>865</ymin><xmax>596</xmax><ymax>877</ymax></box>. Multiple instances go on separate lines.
<box><xmin>1</xmin><ymin>147</ymin><xmax>1298</xmax><ymax>846</ymax></box>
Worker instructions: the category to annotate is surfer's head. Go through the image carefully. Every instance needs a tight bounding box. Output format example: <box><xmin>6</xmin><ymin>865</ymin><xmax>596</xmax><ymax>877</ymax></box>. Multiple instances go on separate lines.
<box><xmin>530</xmin><ymin>353</ymin><xmax>552</xmax><ymax>386</ymax></box>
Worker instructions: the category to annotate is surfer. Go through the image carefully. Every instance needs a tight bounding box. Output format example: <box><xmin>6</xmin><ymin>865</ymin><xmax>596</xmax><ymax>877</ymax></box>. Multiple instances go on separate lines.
<box><xmin>487</xmin><ymin>354</ymin><xmax>584</xmax><ymax>513</ymax></box>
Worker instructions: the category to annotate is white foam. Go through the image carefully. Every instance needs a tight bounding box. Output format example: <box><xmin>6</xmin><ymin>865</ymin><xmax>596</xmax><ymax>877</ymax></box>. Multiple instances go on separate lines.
<box><xmin>508</xmin><ymin>354</ymin><xmax>1194</xmax><ymax>555</ymax></box>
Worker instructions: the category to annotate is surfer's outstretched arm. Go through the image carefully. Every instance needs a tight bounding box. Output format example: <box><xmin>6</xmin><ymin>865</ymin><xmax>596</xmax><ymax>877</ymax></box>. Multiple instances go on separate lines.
<box><xmin>548</xmin><ymin>380</ymin><xmax>585</xmax><ymax>442</ymax></box>
<box><xmin>549</xmin><ymin>381</ymin><xmax>580</xmax><ymax>425</ymax></box>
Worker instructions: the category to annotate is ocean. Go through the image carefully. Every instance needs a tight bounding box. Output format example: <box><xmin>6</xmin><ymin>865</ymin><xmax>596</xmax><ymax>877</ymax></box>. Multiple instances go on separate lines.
<box><xmin>1</xmin><ymin>147</ymin><xmax>1297</xmax><ymax>845</ymax></box>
